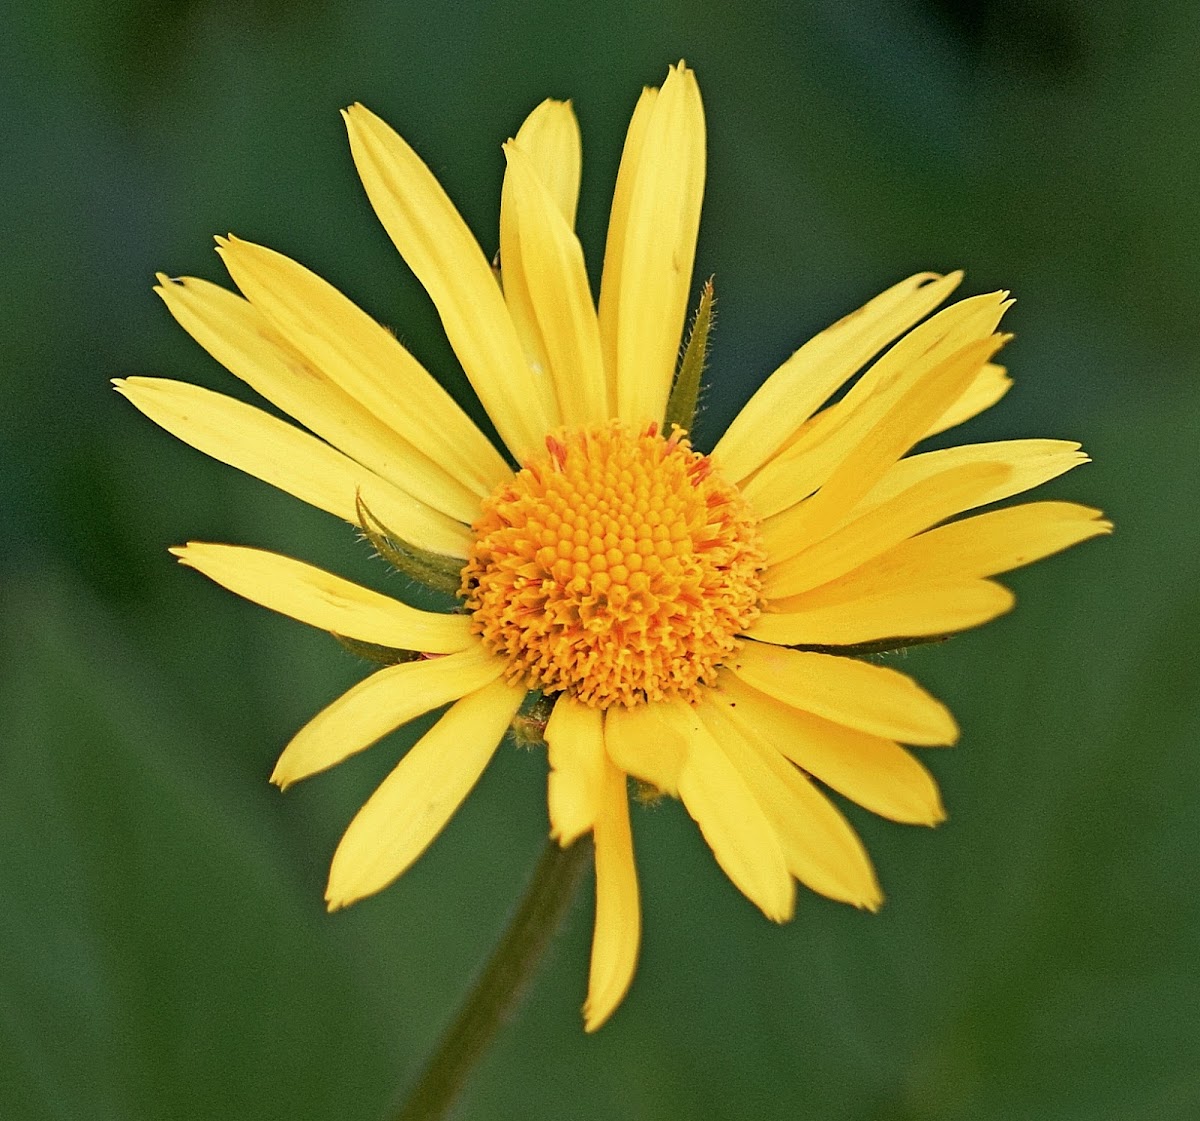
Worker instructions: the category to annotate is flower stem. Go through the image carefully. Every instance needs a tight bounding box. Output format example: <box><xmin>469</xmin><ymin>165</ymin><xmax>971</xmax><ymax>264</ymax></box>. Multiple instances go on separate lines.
<box><xmin>386</xmin><ymin>836</ymin><xmax>591</xmax><ymax>1121</ymax></box>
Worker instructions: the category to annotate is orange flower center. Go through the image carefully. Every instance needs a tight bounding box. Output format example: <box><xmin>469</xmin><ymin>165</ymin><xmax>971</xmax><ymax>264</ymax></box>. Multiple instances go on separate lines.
<box><xmin>461</xmin><ymin>421</ymin><xmax>765</xmax><ymax>708</ymax></box>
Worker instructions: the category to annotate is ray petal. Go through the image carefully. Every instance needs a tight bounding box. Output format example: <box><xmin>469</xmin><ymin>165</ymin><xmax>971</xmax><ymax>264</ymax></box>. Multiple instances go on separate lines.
<box><xmin>807</xmin><ymin>501</ymin><xmax>1112</xmax><ymax>596</ymax></box>
<box><xmin>772</xmin><ymin>504</ymin><xmax>1108</xmax><ymax>619</ymax></box>
<box><xmin>677</xmin><ymin>713</ymin><xmax>794</xmax><ymax>922</ymax></box>
<box><xmin>599</xmin><ymin>63</ymin><xmax>705</xmax><ymax>427</ymax></box>
<box><xmin>501</xmin><ymin>143</ymin><xmax>607</xmax><ymax>426</ymax></box>
<box><xmin>603</xmin><ymin>696</ymin><xmax>693</xmax><ymax>796</ymax></box>
<box><xmin>270</xmin><ymin>644</ymin><xmax>504</xmax><ymax>789</ymax></box>
<box><xmin>749</xmin><ymin>332</ymin><xmax>1007</xmax><ymax>546</ymax></box>
<box><xmin>544</xmin><ymin>697</ymin><xmax>606</xmax><ymax>845</ymax></box>
<box><xmin>717</xmin><ymin>674</ymin><xmax>946</xmax><ymax>826</ymax></box>
<box><xmin>344</xmin><ymin>102</ymin><xmax>556</xmax><ymax>461</ymax></box>
<box><xmin>512</xmin><ymin>98</ymin><xmax>582</xmax><ymax>227</ymax></box>
<box><xmin>155</xmin><ymin>274</ymin><xmax>487</xmax><ymax>521</ymax></box>
<box><xmin>211</xmin><ymin>240</ymin><xmax>510</xmax><ymax>507</ymax></box>
<box><xmin>325</xmin><ymin>677</ymin><xmax>526</xmax><ymax>909</ymax></box>
<box><xmin>924</xmin><ymin>362</ymin><xmax>1012</xmax><ymax>437</ymax></box>
<box><xmin>700</xmin><ymin>693</ymin><xmax>882</xmax><ymax>907</ymax></box>
<box><xmin>114</xmin><ymin>377</ymin><xmax>470</xmax><ymax>557</ymax></box>
<box><xmin>498</xmin><ymin>162</ymin><xmax>553</xmax><ymax>410</ymax></box>
<box><xmin>763</xmin><ymin>462</ymin><xmax>1012</xmax><ymax>594</ymax></box>
<box><xmin>744</xmin><ymin>293</ymin><xmax>1011</xmax><ymax>518</ymax></box>
<box><xmin>597</xmin><ymin>84</ymin><xmax>656</xmax><ymax>416</ymax></box>
<box><xmin>584</xmin><ymin>754</ymin><xmax>640</xmax><ymax>1032</ymax></box>
<box><xmin>752</xmin><ymin>579</ymin><xmax>1015</xmax><ymax>646</ymax></box>
<box><xmin>171</xmin><ymin>542</ymin><xmax>472</xmax><ymax>653</ymax></box>
<box><xmin>846</xmin><ymin>439</ymin><xmax>1089</xmax><ymax>521</ymax></box>
<box><xmin>713</xmin><ymin>271</ymin><xmax>962</xmax><ymax>482</ymax></box>
<box><xmin>730</xmin><ymin>641</ymin><xmax>958</xmax><ymax>747</ymax></box>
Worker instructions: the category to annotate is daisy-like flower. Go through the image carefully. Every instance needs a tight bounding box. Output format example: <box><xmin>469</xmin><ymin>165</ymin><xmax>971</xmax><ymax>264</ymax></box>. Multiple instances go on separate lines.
<box><xmin>118</xmin><ymin>63</ymin><xmax>1109</xmax><ymax>1031</ymax></box>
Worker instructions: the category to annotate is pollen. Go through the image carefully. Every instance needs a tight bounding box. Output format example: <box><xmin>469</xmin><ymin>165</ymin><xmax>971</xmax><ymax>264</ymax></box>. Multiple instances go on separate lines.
<box><xmin>461</xmin><ymin>421</ymin><xmax>766</xmax><ymax>708</ymax></box>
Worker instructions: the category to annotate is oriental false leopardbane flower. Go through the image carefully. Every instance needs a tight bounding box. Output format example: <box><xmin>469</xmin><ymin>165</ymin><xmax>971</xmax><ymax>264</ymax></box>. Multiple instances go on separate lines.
<box><xmin>118</xmin><ymin>62</ymin><xmax>1109</xmax><ymax>1031</ymax></box>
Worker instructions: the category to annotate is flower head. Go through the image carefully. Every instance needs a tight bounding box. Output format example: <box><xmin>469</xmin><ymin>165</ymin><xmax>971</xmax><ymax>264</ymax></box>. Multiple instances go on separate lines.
<box><xmin>118</xmin><ymin>62</ymin><xmax>1109</xmax><ymax>1030</ymax></box>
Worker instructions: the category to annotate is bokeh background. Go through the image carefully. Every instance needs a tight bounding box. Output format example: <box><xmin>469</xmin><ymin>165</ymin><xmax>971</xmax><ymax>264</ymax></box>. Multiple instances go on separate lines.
<box><xmin>4</xmin><ymin>2</ymin><xmax>1198</xmax><ymax>1118</ymax></box>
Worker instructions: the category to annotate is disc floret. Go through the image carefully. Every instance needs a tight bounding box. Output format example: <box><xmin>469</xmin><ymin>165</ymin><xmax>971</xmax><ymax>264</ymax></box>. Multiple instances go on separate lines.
<box><xmin>462</xmin><ymin>421</ymin><xmax>766</xmax><ymax>707</ymax></box>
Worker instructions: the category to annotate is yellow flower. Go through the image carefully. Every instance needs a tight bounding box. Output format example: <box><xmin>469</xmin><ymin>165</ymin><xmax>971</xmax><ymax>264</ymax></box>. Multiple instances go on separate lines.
<box><xmin>117</xmin><ymin>63</ymin><xmax>1109</xmax><ymax>1031</ymax></box>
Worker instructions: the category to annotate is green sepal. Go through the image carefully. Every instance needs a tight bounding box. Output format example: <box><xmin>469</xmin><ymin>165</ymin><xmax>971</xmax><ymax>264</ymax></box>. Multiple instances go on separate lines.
<box><xmin>664</xmin><ymin>277</ymin><xmax>715</xmax><ymax>436</ymax></box>
<box><xmin>333</xmin><ymin>634</ymin><xmax>423</xmax><ymax>666</ymax></box>
<box><xmin>356</xmin><ymin>493</ymin><xmax>464</xmax><ymax>599</ymax></box>
<box><xmin>790</xmin><ymin>633</ymin><xmax>955</xmax><ymax>659</ymax></box>
<box><xmin>509</xmin><ymin>691</ymin><xmax>555</xmax><ymax>750</ymax></box>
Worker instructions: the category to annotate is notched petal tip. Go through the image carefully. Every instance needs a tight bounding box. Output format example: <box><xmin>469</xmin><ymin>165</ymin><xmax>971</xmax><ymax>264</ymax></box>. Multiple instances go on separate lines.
<box><xmin>860</xmin><ymin>888</ymin><xmax>885</xmax><ymax>914</ymax></box>
<box><xmin>341</xmin><ymin>102</ymin><xmax>390</xmax><ymax>141</ymax></box>
<box><xmin>582</xmin><ymin>1009</ymin><xmax>604</xmax><ymax>1034</ymax></box>
<box><xmin>769</xmin><ymin>891</ymin><xmax>797</xmax><ymax>925</ymax></box>
<box><xmin>582</xmin><ymin>990</ymin><xmax>622</xmax><ymax>1033</ymax></box>
<box><xmin>269</xmin><ymin>768</ymin><xmax>300</xmax><ymax>794</ymax></box>
<box><xmin>269</xmin><ymin>744</ymin><xmax>310</xmax><ymax>790</ymax></box>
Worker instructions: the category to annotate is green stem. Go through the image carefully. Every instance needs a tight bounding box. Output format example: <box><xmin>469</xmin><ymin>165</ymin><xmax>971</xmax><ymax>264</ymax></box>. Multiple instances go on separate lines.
<box><xmin>385</xmin><ymin>837</ymin><xmax>591</xmax><ymax>1121</ymax></box>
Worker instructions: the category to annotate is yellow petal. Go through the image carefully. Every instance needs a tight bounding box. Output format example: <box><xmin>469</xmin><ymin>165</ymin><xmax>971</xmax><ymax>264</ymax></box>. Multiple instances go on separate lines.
<box><xmin>597</xmin><ymin>84</ymin><xmax>656</xmax><ymax>417</ymax></box>
<box><xmin>212</xmin><ymin>237</ymin><xmax>507</xmax><ymax>515</ymax></box>
<box><xmin>730</xmin><ymin>641</ymin><xmax>958</xmax><ymax>747</ymax></box>
<box><xmin>544</xmin><ymin>697</ymin><xmax>606</xmax><ymax>845</ymax></box>
<box><xmin>717</xmin><ymin>674</ymin><xmax>946</xmax><ymax>826</ymax></box>
<box><xmin>114</xmin><ymin>377</ymin><xmax>471</xmax><ymax>557</ymax></box>
<box><xmin>171</xmin><ymin>542</ymin><xmax>472</xmax><ymax>653</ymax></box>
<box><xmin>271</xmin><ymin>644</ymin><xmax>504</xmax><ymax>788</ymax></box>
<box><xmin>821</xmin><ymin>501</ymin><xmax>1112</xmax><ymax>593</ymax></box>
<box><xmin>599</xmin><ymin>63</ymin><xmax>705</xmax><ymax>427</ymax></box>
<box><xmin>501</xmin><ymin>143</ymin><xmax>607</xmax><ymax>427</ymax></box>
<box><xmin>763</xmin><ymin>462</ymin><xmax>1011</xmax><ymax>596</ymax></box>
<box><xmin>497</xmin><ymin>161</ymin><xmax>554</xmax><ymax>412</ymax></box>
<box><xmin>584</xmin><ymin>755</ymin><xmax>640</xmax><ymax>1032</ymax></box>
<box><xmin>750</xmin><ymin>332</ymin><xmax>1008</xmax><ymax>548</ymax></box>
<box><xmin>752</xmin><ymin>579</ymin><xmax>1015</xmax><ymax>646</ymax></box>
<box><xmin>513</xmin><ymin>98</ymin><xmax>582</xmax><ymax>227</ymax></box>
<box><xmin>325</xmin><ymin>677</ymin><xmax>526</xmax><ymax>909</ymax></box>
<box><xmin>848</xmin><ymin>439</ymin><xmax>1089</xmax><ymax>521</ymax></box>
<box><xmin>677</xmin><ymin>712</ymin><xmax>794</xmax><ymax>922</ymax></box>
<box><xmin>744</xmin><ymin>292</ymin><xmax>1011</xmax><ymax>518</ymax></box>
<box><xmin>924</xmin><ymin>362</ymin><xmax>1012</xmax><ymax>437</ymax></box>
<box><xmin>344</xmin><ymin>103</ymin><xmax>556</xmax><ymax>462</ymax></box>
<box><xmin>700</xmin><ymin>692</ymin><xmax>882</xmax><ymax>907</ymax></box>
<box><xmin>712</xmin><ymin>272</ymin><xmax>962</xmax><ymax>483</ymax></box>
<box><xmin>156</xmin><ymin>274</ymin><xmax>495</xmax><ymax>525</ymax></box>
<box><xmin>603</xmin><ymin>696</ymin><xmax>693</xmax><ymax>796</ymax></box>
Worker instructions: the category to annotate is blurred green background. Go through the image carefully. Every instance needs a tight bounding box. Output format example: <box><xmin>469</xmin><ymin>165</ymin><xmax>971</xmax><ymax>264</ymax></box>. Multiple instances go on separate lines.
<box><xmin>4</xmin><ymin>1</ymin><xmax>1198</xmax><ymax>1118</ymax></box>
